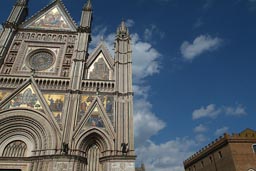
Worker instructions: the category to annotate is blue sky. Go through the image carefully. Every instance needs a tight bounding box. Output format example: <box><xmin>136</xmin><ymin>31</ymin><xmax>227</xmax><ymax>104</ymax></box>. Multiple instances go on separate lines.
<box><xmin>1</xmin><ymin>0</ymin><xmax>256</xmax><ymax>171</ymax></box>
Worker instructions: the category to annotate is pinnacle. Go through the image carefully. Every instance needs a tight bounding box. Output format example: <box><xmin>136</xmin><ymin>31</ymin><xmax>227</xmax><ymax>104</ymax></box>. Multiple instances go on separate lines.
<box><xmin>117</xmin><ymin>20</ymin><xmax>129</xmax><ymax>36</ymax></box>
<box><xmin>83</xmin><ymin>0</ymin><xmax>92</xmax><ymax>11</ymax></box>
<box><xmin>16</xmin><ymin>0</ymin><xmax>29</xmax><ymax>6</ymax></box>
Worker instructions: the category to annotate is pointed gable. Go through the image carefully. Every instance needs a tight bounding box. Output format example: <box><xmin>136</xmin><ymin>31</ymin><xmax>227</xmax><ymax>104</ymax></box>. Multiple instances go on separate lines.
<box><xmin>78</xmin><ymin>94</ymin><xmax>114</xmax><ymax>125</ymax></box>
<box><xmin>87</xmin><ymin>42</ymin><xmax>114</xmax><ymax>80</ymax></box>
<box><xmin>74</xmin><ymin>97</ymin><xmax>115</xmax><ymax>139</ymax></box>
<box><xmin>21</xmin><ymin>0</ymin><xmax>77</xmax><ymax>31</ymax></box>
<box><xmin>2</xmin><ymin>84</ymin><xmax>44</xmax><ymax>111</ymax></box>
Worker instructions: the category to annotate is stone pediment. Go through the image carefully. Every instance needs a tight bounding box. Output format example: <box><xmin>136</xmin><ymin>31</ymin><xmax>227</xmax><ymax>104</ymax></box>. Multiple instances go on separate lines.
<box><xmin>21</xmin><ymin>1</ymin><xmax>77</xmax><ymax>31</ymax></box>
<box><xmin>73</xmin><ymin>97</ymin><xmax>115</xmax><ymax>139</ymax></box>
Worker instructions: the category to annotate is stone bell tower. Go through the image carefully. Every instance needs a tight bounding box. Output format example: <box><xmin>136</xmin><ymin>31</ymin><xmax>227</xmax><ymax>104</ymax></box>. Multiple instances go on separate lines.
<box><xmin>0</xmin><ymin>0</ymin><xmax>136</xmax><ymax>171</ymax></box>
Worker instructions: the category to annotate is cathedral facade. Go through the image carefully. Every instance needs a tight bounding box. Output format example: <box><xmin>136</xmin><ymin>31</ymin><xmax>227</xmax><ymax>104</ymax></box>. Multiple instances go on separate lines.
<box><xmin>0</xmin><ymin>0</ymin><xmax>136</xmax><ymax>171</ymax></box>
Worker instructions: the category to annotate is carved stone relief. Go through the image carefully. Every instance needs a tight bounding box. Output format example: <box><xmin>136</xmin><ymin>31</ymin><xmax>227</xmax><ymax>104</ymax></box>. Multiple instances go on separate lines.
<box><xmin>111</xmin><ymin>162</ymin><xmax>135</xmax><ymax>171</ymax></box>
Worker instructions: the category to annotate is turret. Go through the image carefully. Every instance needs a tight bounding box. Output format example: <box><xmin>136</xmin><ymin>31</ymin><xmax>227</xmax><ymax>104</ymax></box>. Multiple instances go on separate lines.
<box><xmin>114</xmin><ymin>21</ymin><xmax>134</xmax><ymax>155</ymax></box>
<box><xmin>62</xmin><ymin>0</ymin><xmax>93</xmax><ymax>146</ymax></box>
<box><xmin>80</xmin><ymin>0</ymin><xmax>93</xmax><ymax>29</ymax></box>
<box><xmin>0</xmin><ymin>0</ymin><xmax>29</xmax><ymax>65</ymax></box>
<box><xmin>115</xmin><ymin>20</ymin><xmax>132</xmax><ymax>93</ymax></box>
<box><xmin>7</xmin><ymin>0</ymin><xmax>29</xmax><ymax>25</ymax></box>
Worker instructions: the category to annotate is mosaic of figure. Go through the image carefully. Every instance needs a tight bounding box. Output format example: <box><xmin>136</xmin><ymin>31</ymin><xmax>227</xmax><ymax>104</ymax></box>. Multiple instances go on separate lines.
<box><xmin>85</xmin><ymin>107</ymin><xmax>105</xmax><ymax>128</ymax></box>
<box><xmin>4</xmin><ymin>86</ymin><xmax>42</xmax><ymax>110</ymax></box>
<box><xmin>79</xmin><ymin>95</ymin><xmax>114</xmax><ymax>124</ymax></box>
<box><xmin>78</xmin><ymin>95</ymin><xmax>94</xmax><ymax>122</ymax></box>
<box><xmin>29</xmin><ymin>7</ymin><xmax>70</xmax><ymax>30</ymax></box>
<box><xmin>89</xmin><ymin>58</ymin><xmax>110</xmax><ymax>80</ymax></box>
<box><xmin>43</xmin><ymin>94</ymin><xmax>65</xmax><ymax>128</ymax></box>
<box><xmin>0</xmin><ymin>91</ymin><xmax>9</xmax><ymax>102</ymax></box>
<box><xmin>102</xmin><ymin>96</ymin><xmax>114</xmax><ymax>123</ymax></box>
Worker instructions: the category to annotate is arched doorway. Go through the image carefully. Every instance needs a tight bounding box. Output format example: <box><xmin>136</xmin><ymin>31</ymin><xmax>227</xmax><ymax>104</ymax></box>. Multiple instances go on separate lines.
<box><xmin>86</xmin><ymin>143</ymin><xmax>102</xmax><ymax>171</ymax></box>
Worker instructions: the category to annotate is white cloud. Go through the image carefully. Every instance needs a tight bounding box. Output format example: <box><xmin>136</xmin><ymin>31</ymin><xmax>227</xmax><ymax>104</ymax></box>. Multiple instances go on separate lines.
<box><xmin>180</xmin><ymin>35</ymin><xmax>222</xmax><ymax>61</ymax></box>
<box><xmin>0</xmin><ymin>24</ymin><xmax>3</xmax><ymax>31</ymax></box>
<box><xmin>225</xmin><ymin>105</ymin><xmax>247</xmax><ymax>116</ymax></box>
<box><xmin>215</xmin><ymin>127</ymin><xmax>229</xmax><ymax>136</ymax></box>
<box><xmin>132</xmin><ymin>33</ymin><xmax>161</xmax><ymax>83</ymax></box>
<box><xmin>136</xmin><ymin>139</ymin><xmax>196</xmax><ymax>171</ymax></box>
<box><xmin>192</xmin><ymin>104</ymin><xmax>221</xmax><ymax>120</ymax></box>
<box><xmin>192</xmin><ymin>104</ymin><xmax>247</xmax><ymax>120</ymax></box>
<box><xmin>134</xmin><ymin>97</ymin><xmax>166</xmax><ymax>146</ymax></box>
<box><xmin>194</xmin><ymin>124</ymin><xmax>208</xmax><ymax>133</ymax></box>
<box><xmin>144</xmin><ymin>24</ymin><xmax>165</xmax><ymax>42</ymax></box>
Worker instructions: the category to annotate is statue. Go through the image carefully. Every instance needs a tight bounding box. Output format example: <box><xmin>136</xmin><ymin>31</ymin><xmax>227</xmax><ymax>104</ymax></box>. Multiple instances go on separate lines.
<box><xmin>62</xmin><ymin>143</ymin><xmax>69</xmax><ymax>155</ymax></box>
<box><xmin>121</xmin><ymin>143</ymin><xmax>129</xmax><ymax>155</ymax></box>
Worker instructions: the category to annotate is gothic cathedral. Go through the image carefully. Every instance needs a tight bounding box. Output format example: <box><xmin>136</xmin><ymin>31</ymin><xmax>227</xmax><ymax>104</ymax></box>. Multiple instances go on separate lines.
<box><xmin>0</xmin><ymin>0</ymin><xmax>135</xmax><ymax>171</ymax></box>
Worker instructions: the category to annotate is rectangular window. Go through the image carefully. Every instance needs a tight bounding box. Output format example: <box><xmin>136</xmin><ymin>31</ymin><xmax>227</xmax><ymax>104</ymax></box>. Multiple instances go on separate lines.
<box><xmin>218</xmin><ymin>151</ymin><xmax>223</xmax><ymax>158</ymax></box>
<box><xmin>201</xmin><ymin>161</ymin><xmax>204</xmax><ymax>167</ymax></box>
<box><xmin>209</xmin><ymin>156</ymin><xmax>213</xmax><ymax>163</ymax></box>
<box><xmin>252</xmin><ymin>144</ymin><xmax>256</xmax><ymax>153</ymax></box>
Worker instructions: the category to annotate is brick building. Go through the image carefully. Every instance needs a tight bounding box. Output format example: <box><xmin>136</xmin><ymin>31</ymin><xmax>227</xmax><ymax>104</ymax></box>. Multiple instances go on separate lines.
<box><xmin>184</xmin><ymin>128</ymin><xmax>256</xmax><ymax>171</ymax></box>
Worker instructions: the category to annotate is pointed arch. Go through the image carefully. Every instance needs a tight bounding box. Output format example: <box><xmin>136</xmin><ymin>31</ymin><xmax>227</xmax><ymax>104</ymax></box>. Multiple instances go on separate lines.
<box><xmin>75</xmin><ymin>128</ymin><xmax>112</xmax><ymax>171</ymax></box>
<box><xmin>75</xmin><ymin>128</ymin><xmax>114</xmax><ymax>154</ymax></box>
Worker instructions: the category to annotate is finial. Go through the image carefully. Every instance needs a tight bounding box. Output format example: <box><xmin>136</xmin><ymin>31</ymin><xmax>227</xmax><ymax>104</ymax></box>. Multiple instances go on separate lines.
<box><xmin>117</xmin><ymin>20</ymin><xmax>129</xmax><ymax>36</ymax></box>
<box><xmin>100</xmin><ymin>36</ymin><xmax>104</xmax><ymax>42</ymax></box>
<box><xmin>15</xmin><ymin>0</ymin><xmax>29</xmax><ymax>6</ymax></box>
<box><xmin>83</xmin><ymin>0</ymin><xmax>92</xmax><ymax>11</ymax></box>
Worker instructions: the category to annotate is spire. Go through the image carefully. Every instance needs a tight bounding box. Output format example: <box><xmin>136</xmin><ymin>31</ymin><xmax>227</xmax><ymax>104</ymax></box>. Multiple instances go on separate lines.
<box><xmin>80</xmin><ymin>0</ymin><xmax>93</xmax><ymax>28</ymax></box>
<box><xmin>117</xmin><ymin>20</ymin><xmax>129</xmax><ymax>37</ymax></box>
<box><xmin>6</xmin><ymin>0</ymin><xmax>29</xmax><ymax>25</ymax></box>
<box><xmin>83</xmin><ymin>0</ymin><xmax>92</xmax><ymax>11</ymax></box>
<box><xmin>15</xmin><ymin>0</ymin><xmax>29</xmax><ymax>6</ymax></box>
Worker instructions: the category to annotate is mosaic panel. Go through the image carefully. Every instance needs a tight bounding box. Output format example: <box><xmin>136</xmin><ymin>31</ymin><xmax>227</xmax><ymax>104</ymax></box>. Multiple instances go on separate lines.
<box><xmin>89</xmin><ymin>58</ymin><xmax>110</xmax><ymax>80</ymax></box>
<box><xmin>28</xmin><ymin>7</ymin><xmax>71</xmax><ymax>30</ymax></box>
<box><xmin>4</xmin><ymin>85</ymin><xmax>43</xmax><ymax>111</ymax></box>
<box><xmin>78</xmin><ymin>95</ymin><xmax>114</xmax><ymax>124</ymax></box>
<box><xmin>85</xmin><ymin>106</ymin><xmax>105</xmax><ymax>128</ymax></box>
<box><xmin>43</xmin><ymin>94</ymin><xmax>65</xmax><ymax>129</ymax></box>
<box><xmin>0</xmin><ymin>91</ymin><xmax>10</xmax><ymax>102</ymax></box>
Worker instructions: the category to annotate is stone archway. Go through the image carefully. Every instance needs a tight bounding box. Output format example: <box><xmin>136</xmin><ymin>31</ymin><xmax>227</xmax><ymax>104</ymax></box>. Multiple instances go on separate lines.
<box><xmin>75</xmin><ymin>128</ymin><xmax>114</xmax><ymax>171</ymax></box>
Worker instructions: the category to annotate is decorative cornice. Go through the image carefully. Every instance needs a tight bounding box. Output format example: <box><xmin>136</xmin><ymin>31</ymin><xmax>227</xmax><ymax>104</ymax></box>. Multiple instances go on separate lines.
<box><xmin>3</xmin><ymin>22</ymin><xmax>18</xmax><ymax>30</ymax></box>
<box><xmin>114</xmin><ymin>91</ymin><xmax>134</xmax><ymax>96</ymax></box>
<box><xmin>77</xmin><ymin>26</ymin><xmax>91</xmax><ymax>33</ymax></box>
<box><xmin>66</xmin><ymin>89</ymin><xmax>82</xmax><ymax>94</ymax></box>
